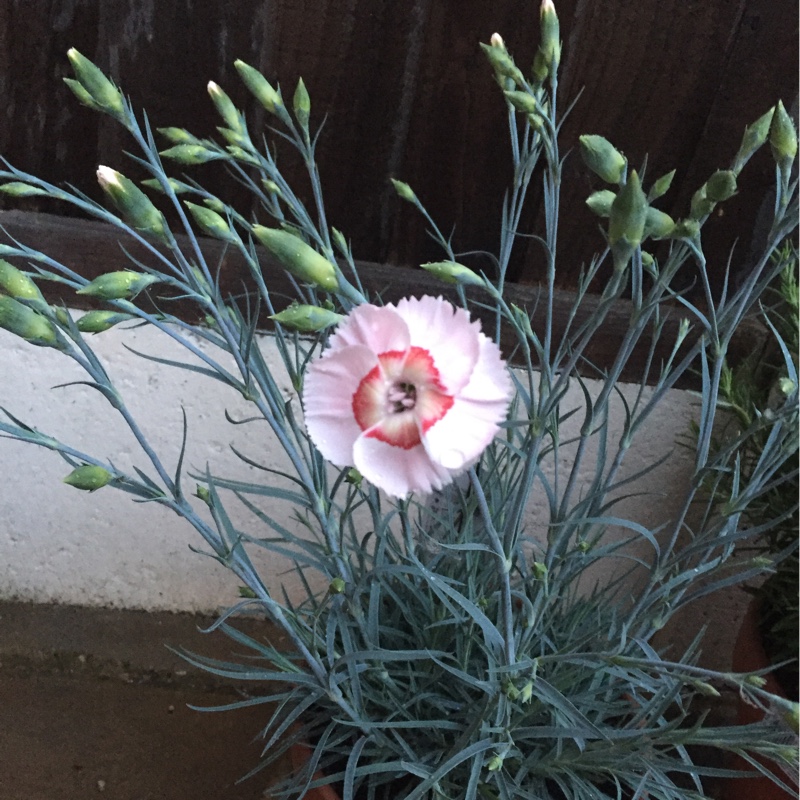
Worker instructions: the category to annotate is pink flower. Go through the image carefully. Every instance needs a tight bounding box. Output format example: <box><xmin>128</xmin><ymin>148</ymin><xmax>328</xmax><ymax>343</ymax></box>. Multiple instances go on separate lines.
<box><xmin>302</xmin><ymin>296</ymin><xmax>512</xmax><ymax>497</ymax></box>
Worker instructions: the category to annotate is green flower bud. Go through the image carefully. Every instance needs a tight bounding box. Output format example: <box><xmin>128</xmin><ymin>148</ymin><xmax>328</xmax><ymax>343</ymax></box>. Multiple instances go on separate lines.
<box><xmin>579</xmin><ymin>135</ymin><xmax>626</xmax><ymax>184</ymax></box>
<box><xmin>672</xmin><ymin>219</ymin><xmax>700</xmax><ymax>239</ymax></box>
<box><xmin>504</xmin><ymin>90</ymin><xmax>538</xmax><ymax>115</ymax></box>
<box><xmin>585</xmin><ymin>189</ymin><xmax>616</xmax><ymax>217</ymax></box>
<box><xmin>159</xmin><ymin>144</ymin><xmax>223</xmax><ymax>165</ymax></box>
<box><xmin>207</xmin><ymin>81</ymin><xmax>242</xmax><ymax>132</ymax></box>
<box><xmin>503</xmin><ymin>680</ymin><xmax>520</xmax><ymax>701</ymax></box>
<box><xmin>0</xmin><ymin>260</ymin><xmax>46</xmax><ymax>305</ymax></box>
<box><xmin>183</xmin><ymin>201</ymin><xmax>237</xmax><ymax>242</ymax></box>
<box><xmin>643</xmin><ymin>207</ymin><xmax>676</xmax><ymax>240</ymax></box>
<box><xmin>751</xmin><ymin>556</ymin><xmax>774</xmax><ymax>568</ymax></box>
<box><xmin>769</xmin><ymin>100</ymin><xmax>798</xmax><ymax>168</ymax></box>
<box><xmin>692</xmin><ymin>681</ymin><xmax>720</xmax><ymax>698</ymax></box>
<box><xmin>96</xmin><ymin>166</ymin><xmax>167</xmax><ymax>238</ymax></box>
<box><xmin>690</xmin><ymin>185</ymin><xmax>715</xmax><ymax>220</ymax></box>
<box><xmin>195</xmin><ymin>484</ymin><xmax>212</xmax><ymax>505</ymax></box>
<box><xmin>609</xmin><ymin>170</ymin><xmax>647</xmax><ymax>246</ymax></box>
<box><xmin>486</xmin><ymin>754</ymin><xmax>504</xmax><ymax>772</ymax></box>
<box><xmin>0</xmin><ymin>181</ymin><xmax>50</xmax><ymax>198</ymax></box>
<box><xmin>238</xmin><ymin>586</ymin><xmax>257</xmax><ymax>599</ymax></box>
<box><xmin>234</xmin><ymin>59</ymin><xmax>284</xmax><ymax>115</ymax></box>
<box><xmin>734</xmin><ymin>107</ymin><xmax>774</xmax><ymax>171</ymax></box>
<box><xmin>705</xmin><ymin>170</ymin><xmax>737</xmax><ymax>202</ymax></box>
<box><xmin>647</xmin><ymin>169</ymin><xmax>676</xmax><ymax>201</ymax></box>
<box><xmin>141</xmin><ymin>177</ymin><xmax>188</xmax><ymax>195</ymax></box>
<box><xmin>63</xmin><ymin>78</ymin><xmax>100</xmax><ymax>111</ymax></box>
<box><xmin>252</xmin><ymin>226</ymin><xmax>339</xmax><ymax>291</ymax></box>
<box><xmin>225</xmin><ymin>145</ymin><xmax>260</xmax><ymax>166</ymax></box>
<box><xmin>157</xmin><ymin>127</ymin><xmax>200</xmax><ymax>145</ymax></box>
<box><xmin>531</xmin><ymin>49</ymin><xmax>549</xmax><ymax>84</ymax></box>
<box><xmin>390</xmin><ymin>178</ymin><xmax>417</xmax><ymax>203</ymax></box>
<box><xmin>420</xmin><ymin>260</ymin><xmax>484</xmax><ymax>287</ymax></box>
<box><xmin>345</xmin><ymin>468</ymin><xmax>362</xmax><ymax>487</ymax></box>
<box><xmin>202</xmin><ymin>196</ymin><xmax>226</xmax><ymax>213</ymax></box>
<box><xmin>520</xmin><ymin>681</ymin><xmax>534</xmax><ymax>704</ymax></box>
<box><xmin>262</xmin><ymin>179</ymin><xmax>282</xmax><ymax>196</ymax></box>
<box><xmin>76</xmin><ymin>310</ymin><xmax>135</xmax><ymax>333</ymax></box>
<box><xmin>0</xmin><ymin>295</ymin><xmax>60</xmax><ymax>347</ymax></box>
<box><xmin>532</xmin><ymin>561</ymin><xmax>548</xmax><ymax>579</ymax></box>
<box><xmin>76</xmin><ymin>270</ymin><xmax>159</xmax><ymax>300</ymax></box>
<box><xmin>63</xmin><ymin>464</ymin><xmax>113</xmax><ymax>492</ymax></box>
<box><xmin>270</xmin><ymin>303</ymin><xmax>344</xmax><ymax>332</ymax></box>
<box><xmin>640</xmin><ymin>251</ymin><xmax>655</xmax><ymax>271</ymax></box>
<box><xmin>745</xmin><ymin>674</ymin><xmax>768</xmax><ymax>688</ymax></box>
<box><xmin>480</xmin><ymin>42</ymin><xmax>525</xmax><ymax>87</ymax></box>
<box><xmin>539</xmin><ymin>0</ymin><xmax>561</xmax><ymax>69</ymax></box>
<box><xmin>293</xmin><ymin>77</ymin><xmax>311</xmax><ymax>130</ymax></box>
<box><xmin>331</xmin><ymin>227</ymin><xmax>349</xmax><ymax>257</ymax></box>
<box><xmin>329</xmin><ymin>577</ymin><xmax>346</xmax><ymax>595</ymax></box>
<box><xmin>216</xmin><ymin>126</ymin><xmax>251</xmax><ymax>149</ymax></box>
<box><xmin>66</xmin><ymin>48</ymin><xmax>125</xmax><ymax>119</ymax></box>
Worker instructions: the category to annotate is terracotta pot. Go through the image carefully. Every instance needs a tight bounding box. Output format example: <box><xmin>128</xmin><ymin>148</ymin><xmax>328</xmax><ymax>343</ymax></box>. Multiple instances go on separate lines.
<box><xmin>721</xmin><ymin>598</ymin><xmax>797</xmax><ymax>800</ymax></box>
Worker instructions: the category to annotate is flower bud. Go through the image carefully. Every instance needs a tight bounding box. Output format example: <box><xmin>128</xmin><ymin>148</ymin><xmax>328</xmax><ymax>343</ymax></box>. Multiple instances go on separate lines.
<box><xmin>270</xmin><ymin>303</ymin><xmax>344</xmax><ymax>332</ymax></box>
<box><xmin>609</xmin><ymin>170</ymin><xmax>647</xmax><ymax>246</ymax></box>
<box><xmin>96</xmin><ymin>166</ymin><xmax>167</xmax><ymax>238</ymax></box>
<box><xmin>579</xmin><ymin>135</ymin><xmax>626</xmax><ymax>184</ymax></box>
<box><xmin>76</xmin><ymin>270</ymin><xmax>159</xmax><ymax>300</ymax></box>
<box><xmin>63</xmin><ymin>464</ymin><xmax>113</xmax><ymax>492</ymax></box>
<box><xmin>504</xmin><ymin>90</ymin><xmax>538</xmax><ymax>115</ymax></box>
<box><xmin>539</xmin><ymin>0</ymin><xmax>561</xmax><ymax>69</ymax></box>
<box><xmin>252</xmin><ymin>226</ymin><xmax>339</xmax><ymax>291</ymax></box>
<box><xmin>262</xmin><ymin>179</ymin><xmax>282</xmax><ymax>196</ymax></box>
<box><xmin>159</xmin><ymin>144</ymin><xmax>223</xmax><ymax>165</ymax></box>
<box><xmin>331</xmin><ymin>227</ymin><xmax>349</xmax><ymax>256</ymax></box>
<box><xmin>0</xmin><ymin>295</ymin><xmax>60</xmax><ymax>347</ymax></box>
<box><xmin>345</xmin><ymin>467</ymin><xmax>362</xmax><ymax>486</ymax></box>
<box><xmin>520</xmin><ymin>681</ymin><xmax>534</xmax><ymax>704</ymax></box>
<box><xmin>63</xmin><ymin>78</ymin><xmax>99</xmax><ymax>110</ymax></box>
<box><xmin>732</xmin><ymin>108</ymin><xmax>775</xmax><ymax>174</ymax></box>
<box><xmin>690</xmin><ymin>185</ymin><xmax>715</xmax><ymax>220</ymax></box>
<box><xmin>66</xmin><ymin>48</ymin><xmax>125</xmax><ymax>119</ymax></box>
<box><xmin>195</xmin><ymin>484</ymin><xmax>212</xmax><ymax>505</ymax></box>
<box><xmin>705</xmin><ymin>170</ymin><xmax>737</xmax><ymax>202</ymax></box>
<box><xmin>585</xmin><ymin>189</ymin><xmax>616</xmax><ymax>217</ymax></box>
<box><xmin>420</xmin><ymin>260</ymin><xmax>484</xmax><ymax>287</ymax></box>
<box><xmin>390</xmin><ymin>178</ymin><xmax>417</xmax><ymax>203</ymax></box>
<box><xmin>0</xmin><ymin>259</ymin><xmax>46</xmax><ymax>305</ymax></box>
<box><xmin>0</xmin><ymin>181</ymin><xmax>49</xmax><ymax>198</ymax></box>
<box><xmin>329</xmin><ymin>577</ymin><xmax>346</xmax><ymax>595</ymax></box>
<box><xmin>480</xmin><ymin>42</ymin><xmax>525</xmax><ymax>87</ymax></box>
<box><xmin>531</xmin><ymin>49</ymin><xmax>549</xmax><ymax>84</ymax></box>
<box><xmin>76</xmin><ymin>310</ymin><xmax>135</xmax><ymax>333</ymax></box>
<box><xmin>672</xmin><ymin>219</ymin><xmax>700</xmax><ymax>240</ymax></box>
<box><xmin>486</xmin><ymin>754</ymin><xmax>504</xmax><ymax>772</ymax></box>
<box><xmin>141</xmin><ymin>177</ymin><xmax>189</xmax><ymax>194</ymax></box>
<box><xmin>647</xmin><ymin>169</ymin><xmax>676</xmax><ymax>202</ymax></box>
<box><xmin>207</xmin><ymin>81</ymin><xmax>242</xmax><ymax>132</ymax></box>
<box><xmin>490</xmin><ymin>33</ymin><xmax>506</xmax><ymax>50</ymax></box>
<box><xmin>157</xmin><ymin>127</ymin><xmax>200</xmax><ymax>145</ymax></box>
<box><xmin>293</xmin><ymin>77</ymin><xmax>311</xmax><ymax>130</ymax></box>
<box><xmin>692</xmin><ymin>681</ymin><xmax>720</xmax><ymax>698</ymax></box>
<box><xmin>643</xmin><ymin>207</ymin><xmax>676</xmax><ymax>240</ymax></box>
<box><xmin>769</xmin><ymin>100</ymin><xmax>798</xmax><ymax>169</ymax></box>
<box><xmin>234</xmin><ymin>59</ymin><xmax>284</xmax><ymax>116</ymax></box>
<box><xmin>532</xmin><ymin>562</ymin><xmax>548</xmax><ymax>579</ymax></box>
<box><xmin>183</xmin><ymin>201</ymin><xmax>237</xmax><ymax>242</ymax></box>
<box><xmin>745</xmin><ymin>674</ymin><xmax>767</xmax><ymax>688</ymax></box>
<box><xmin>216</xmin><ymin>126</ymin><xmax>250</xmax><ymax>149</ymax></box>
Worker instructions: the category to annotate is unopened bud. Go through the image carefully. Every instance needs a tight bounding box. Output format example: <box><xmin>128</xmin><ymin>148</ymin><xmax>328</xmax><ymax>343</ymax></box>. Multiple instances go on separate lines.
<box><xmin>769</xmin><ymin>100</ymin><xmax>798</xmax><ymax>169</ymax></box>
<box><xmin>734</xmin><ymin>107</ymin><xmax>774</xmax><ymax>171</ymax></box>
<box><xmin>490</xmin><ymin>33</ymin><xmax>505</xmax><ymax>50</ymax></box>
<box><xmin>486</xmin><ymin>754</ymin><xmax>504</xmax><ymax>772</ymax></box>
<box><xmin>0</xmin><ymin>181</ymin><xmax>49</xmax><ymax>198</ymax></box>
<box><xmin>63</xmin><ymin>78</ymin><xmax>99</xmax><ymax>111</ymax></box>
<box><xmin>705</xmin><ymin>170</ymin><xmax>737</xmax><ymax>202</ymax></box>
<box><xmin>420</xmin><ymin>260</ymin><xmax>484</xmax><ymax>287</ymax></box>
<box><xmin>390</xmin><ymin>179</ymin><xmax>417</xmax><ymax>203</ymax></box>
<box><xmin>346</xmin><ymin>468</ymin><xmax>362</xmax><ymax>487</ymax></box>
<box><xmin>141</xmin><ymin>177</ymin><xmax>188</xmax><ymax>195</ymax></box>
<box><xmin>184</xmin><ymin>201</ymin><xmax>237</xmax><ymax>243</ymax></box>
<box><xmin>672</xmin><ymin>219</ymin><xmax>700</xmax><ymax>240</ymax></box>
<box><xmin>690</xmin><ymin>185</ymin><xmax>715</xmax><ymax>220</ymax></box>
<box><xmin>480</xmin><ymin>42</ymin><xmax>525</xmax><ymax>87</ymax></box>
<box><xmin>609</xmin><ymin>170</ymin><xmax>647</xmax><ymax>246</ymax></box>
<box><xmin>252</xmin><ymin>226</ymin><xmax>339</xmax><ymax>291</ymax></box>
<box><xmin>238</xmin><ymin>586</ymin><xmax>257</xmax><ymax>599</ymax></box>
<box><xmin>234</xmin><ymin>60</ymin><xmax>284</xmax><ymax>116</ymax></box>
<box><xmin>643</xmin><ymin>207</ymin><xmax>676</xmax><ymax>240</ymax></box>
<box><xmin>262</xmin><ymin>179</ymin><xmax>282</xmax><ymax>196</ymax></box>
<box><xmin>157</xmin><ymin>127</ymin><xmax>200</xmax><ymax>145</ymax></box>
<box><xmin>63</xmin><ymin>464</ymin><xmax>113</xmax><ymax>491</ymax></box>
<box><xmin>195</xmin><ymin>484</ymin><xmax>212</xmax><ymax>505</ymax></box>
<box><xmin>532</xmin><ymin>562</ymin><xmax>548</xmax><ymax>579</ymax></box>
<box><xmin>0</xmin><ymin>295</ymin><xmax>60</xmax><ymax>347</ymax></box>
<box><xmin>520</xmin><ymin>681</ymin><xmax>534</xmax><ymax>704</ymax></box>
<box><xmin>159</xmin><ymin>144</ymin><xmax>223</xmax><ymax>165</ymax></box>
<box><xmin>207</xmin><ymin>81</ymin><xmax>242</xmax><ymax>132</ymax></box>
<box><xmin>329</xmin><ymin>577</ymin><xmax>346</xmax><ymax>595</ymax></box>
<box><xmin>66</xmin><ymin>48</ymin><xmax>125</xmax><ymax>119</ymax></box>
<box><xmin>76</xmin><ymin>270</ymin><xmax>159</xmax><ymax>300</ymax></box>
<box><xmin>503</xmin><ymin>680</ymin><xmax>520</xmax><ymax>701</ymax></box>
<box><xmin>579</xmin><ymin>135</ymin><xmax>626</xmax><ymax>184</ymax></box>
<box><xmin>504</xmin><ymin>90</ymin><xmax>538</xmax><ymax>115</ymax></box>
<box><xmin>648</xmin><ymin>169</ymin><xmax>676</xmax><ymax>201</ymax></box>
<box><xmin>585</xmin><ymin>189</ymin><xmax>616</xmax><ymax>217</ymax></box>
<box><xmin>97</xmin><ymin>166</ymin><xmax>167</xmax><ymax>238</ymax></box>
<box><xmin>692</xmin><ymin>681</ymin><xmax>720</xmax><ymax>698</ymax></box>
<box><xmin>76</xmin><ymin>310</ymin><xmax>135</xmax><ymax>333</ymax></box>
<box><xmin>331</xmin><ymin>227</ymin><xmax>349</xmax><ymax>256</ymax></box>
<box><xmin>539</xmin><ymin>0</ymin><xmax>561</xmax><ymax>69</ymax></box>
<box><xmin>745</xmin><ymin>674</ymin><xmax>767</xmax><ymax>688</ymax></box>
<box><xmin>0</xmin><ymin>259</ymin><xmax>46</xmax><ymax>306</ymax></box>
<box><xmin>270</xmin><ymin>303</ymin><xmax>344</xmax><ymax>332</ymax></box>
<box><xmin>293</xmin><ymin>78</ymin><xmax>311</xmax><ymax>130</ymax></box>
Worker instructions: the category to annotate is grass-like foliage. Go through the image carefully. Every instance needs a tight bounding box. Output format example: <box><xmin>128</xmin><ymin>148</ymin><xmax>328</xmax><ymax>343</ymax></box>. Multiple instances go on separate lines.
<box><xmin>0</xmin><ymin>3</ymin><xmax>797</xmax><ymax>798</ymax></box>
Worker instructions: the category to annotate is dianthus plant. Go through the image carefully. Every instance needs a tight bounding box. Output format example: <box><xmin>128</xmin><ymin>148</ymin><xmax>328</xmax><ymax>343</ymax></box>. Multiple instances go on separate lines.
<box><xmin>0</xmin><ymin>2</ymin><xmax>798</xmax><ymax>799</ymax></box>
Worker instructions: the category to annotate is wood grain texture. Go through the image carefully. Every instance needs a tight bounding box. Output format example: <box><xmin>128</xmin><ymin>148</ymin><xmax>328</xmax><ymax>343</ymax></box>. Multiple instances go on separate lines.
<box><xmin>0</xmin><ymin>210</ymin><xmax>761</xmax><ymax>389</ymax></box>
<box><xmin>0</xmin><ymin>1</ymin><xmax>795</xmax><ymax>296</ymax></box>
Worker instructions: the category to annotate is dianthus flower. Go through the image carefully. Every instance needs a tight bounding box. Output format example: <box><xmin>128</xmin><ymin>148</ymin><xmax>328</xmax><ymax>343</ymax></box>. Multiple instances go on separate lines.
<box><xmin>302</xmin><ymin>296</ymin><xmax>512</xmax><ymax>497</ymax></box>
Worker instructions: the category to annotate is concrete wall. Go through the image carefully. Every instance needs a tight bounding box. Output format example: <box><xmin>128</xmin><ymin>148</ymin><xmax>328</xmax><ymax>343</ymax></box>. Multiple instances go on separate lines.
<box><xmin>0</xmin><ymin>316</ymin><xmax>702</xmax><ymax>616</ymax></box>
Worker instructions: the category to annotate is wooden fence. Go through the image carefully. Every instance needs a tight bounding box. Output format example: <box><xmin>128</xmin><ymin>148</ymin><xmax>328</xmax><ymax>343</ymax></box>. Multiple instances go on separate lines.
<box><xmin>0</xmin><ymin>0</ymin><xmax>796</xmax><ymax>298</ymax></box>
